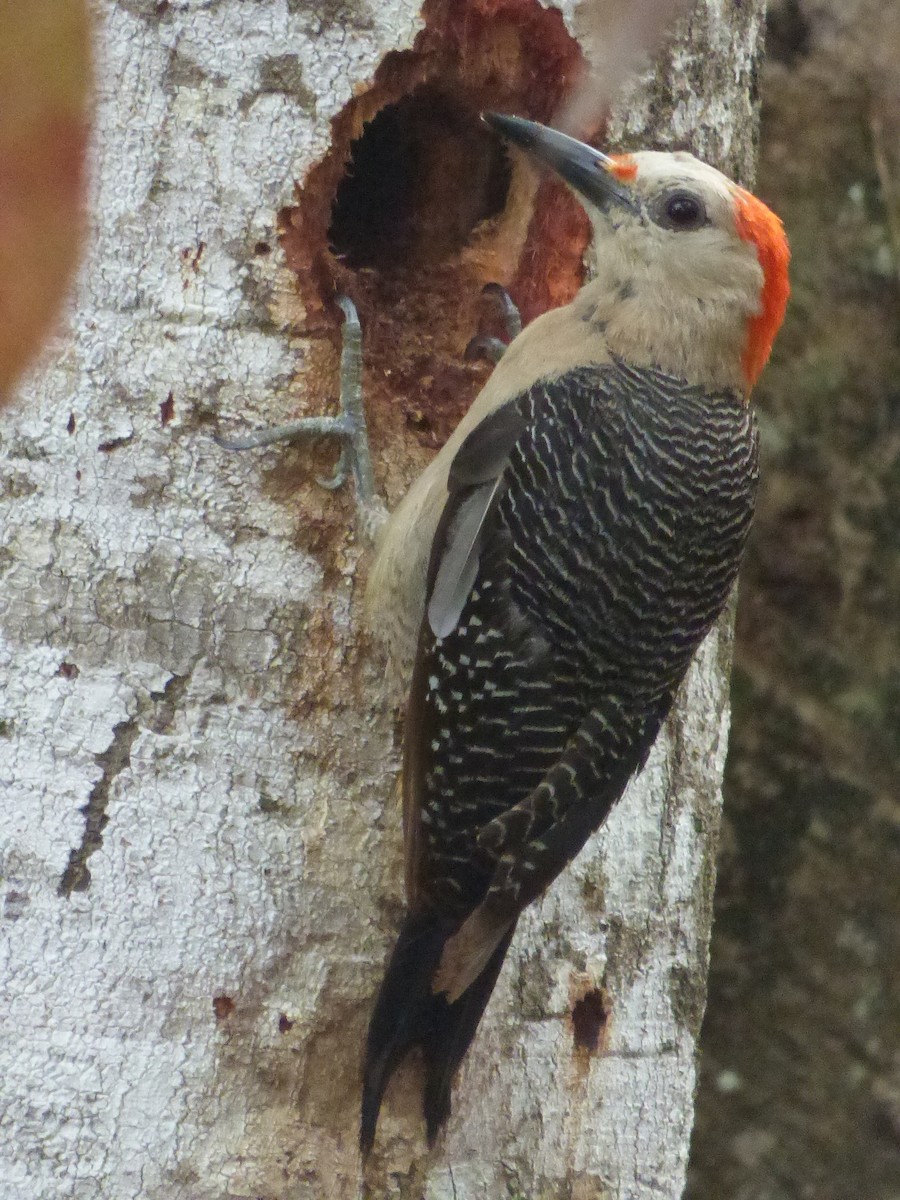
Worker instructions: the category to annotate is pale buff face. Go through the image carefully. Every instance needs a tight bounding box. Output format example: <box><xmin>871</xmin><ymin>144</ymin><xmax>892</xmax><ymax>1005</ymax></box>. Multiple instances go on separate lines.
<box><xmin>581</xmin><ymin>152</ymin><xmax>766</xmax><ymax>390</ymax></box>
<box><xmin>594</xmin><ymin>151</ymin><xmax>763</xmax><ymax>291</ymax></box>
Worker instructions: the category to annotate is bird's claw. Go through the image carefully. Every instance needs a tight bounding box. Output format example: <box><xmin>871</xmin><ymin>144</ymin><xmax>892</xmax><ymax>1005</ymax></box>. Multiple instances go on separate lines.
<box><xmin>464</xmin><ymin>335</ymin><xmax>509</xmax><ymax>365</ymax></box>
<box><xmin>465</xmin><ymin>285</ymin><xmax>522</xmax><ymax>364</ymax></box>
<box><xmin>481</xmin><ymin>282</ymin><xmax>523</xmax><ymax>341</ymax></box>
<box><xmin>317</xmin><ymin>445</ymin><xmax>350</xmax><ymax>491</ymax></box>
<box><xmin>214</xmin><ymin>295</ymin><xmax>377</xmax><ymax>512</ymax></box>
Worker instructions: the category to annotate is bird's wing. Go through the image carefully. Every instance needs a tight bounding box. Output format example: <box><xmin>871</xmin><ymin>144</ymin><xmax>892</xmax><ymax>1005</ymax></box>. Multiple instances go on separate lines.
<box><xmin>425</xmin><ymin>398</ymin><xmax>526</xmax><ymax>639</ymax></box>
<box><xmin>403</xmin><ymin>396</ymin><xmax>527</xmax><ymax>909</ymax></box>
<box><xmin>402</xmin><ymin>364</ymin><xmax>622</xmax><ymax>913</ymax></box>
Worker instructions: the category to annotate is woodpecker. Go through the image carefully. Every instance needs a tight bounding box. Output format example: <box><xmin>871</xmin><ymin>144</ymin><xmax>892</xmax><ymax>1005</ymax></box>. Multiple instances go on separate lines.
<box><xmin>357</xmin><ymin>113</ymin><xmax>789</xmax><ymax>1153</ymax></box>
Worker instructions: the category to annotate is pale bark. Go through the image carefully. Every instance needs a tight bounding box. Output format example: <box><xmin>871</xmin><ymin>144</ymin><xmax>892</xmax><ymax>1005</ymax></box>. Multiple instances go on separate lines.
<box><xmin>0</xmin><ymin>3</ymin><xmax>764</xmax><ymax>1198</ymax></box>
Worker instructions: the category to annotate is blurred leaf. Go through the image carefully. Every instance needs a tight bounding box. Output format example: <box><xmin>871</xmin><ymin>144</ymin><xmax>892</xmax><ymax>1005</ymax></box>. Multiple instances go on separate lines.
<box><xmin>0</xmin><ymin>0</ymin><xmax>91</xmax><ymax>403</ymax></box>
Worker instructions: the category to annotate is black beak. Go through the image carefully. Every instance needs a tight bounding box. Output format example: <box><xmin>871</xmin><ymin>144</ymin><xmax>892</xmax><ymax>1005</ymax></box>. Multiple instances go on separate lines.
<box><xmin>483</xmin><ymin>113</ymin><xmax>639</xmax><ymax>215</ymax></box>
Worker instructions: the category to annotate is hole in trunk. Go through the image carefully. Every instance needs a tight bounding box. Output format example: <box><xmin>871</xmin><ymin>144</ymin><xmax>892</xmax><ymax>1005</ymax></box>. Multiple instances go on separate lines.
<box><xmin>571</xmin><ymin>987</ymin><xmax>609</xmax><ymax>1054</ymax></box>
<box><xmin>328</xmin><ymin>87</ymin><xmax>512</xmax><ymax>270</ymax></box>
<box><xmin>278</xmin><ymin>0</ymin><xmax>595</xmax><ymax>511</ymax></box>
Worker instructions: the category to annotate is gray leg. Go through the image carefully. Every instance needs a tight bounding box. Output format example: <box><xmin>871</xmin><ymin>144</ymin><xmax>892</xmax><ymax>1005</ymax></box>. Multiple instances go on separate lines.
<box><xmin>482</xmin><ymin>282</ymin><xmax>523</xmax><ymax>340</ymax></box>
<box><xmin>464</xmin><ymin>284</ymin><xmax>522</xmax><ymax>364</ymax></box>
<box><xmin>463</xmin><ymin>336</ymin><xmax>509</xmax><ymax>365</ymax></box>
<box><xmin>215</xmin><ymin>297</ymin><xmax>383</xmax><ymax>529</ymax></box>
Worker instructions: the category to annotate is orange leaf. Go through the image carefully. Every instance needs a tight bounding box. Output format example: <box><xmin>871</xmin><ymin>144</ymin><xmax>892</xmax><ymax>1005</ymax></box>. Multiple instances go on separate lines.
<box><xmin>0</xmin><ymin>0</ymin><xmax>91</xmax><ymax>402</ymax></box>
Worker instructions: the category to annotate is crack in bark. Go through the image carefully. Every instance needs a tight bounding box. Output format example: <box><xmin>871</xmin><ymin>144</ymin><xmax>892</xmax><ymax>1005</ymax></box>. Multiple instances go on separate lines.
<box><xmin>57</xmin><ymin>716</ymin><xmax>140</xmax><ymax>896</ymax></box>
<box><xmin>57</xmin><ymin>674</ymin><xmax>190</xmax><ymax>896</ymax></box>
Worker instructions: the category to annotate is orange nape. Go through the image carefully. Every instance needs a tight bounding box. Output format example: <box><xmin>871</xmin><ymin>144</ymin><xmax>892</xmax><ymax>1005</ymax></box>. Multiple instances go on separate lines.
<box><xmin>732</xmin><ymin>187</ymin><xmax>791</xmax><ymax>389</ymax></box>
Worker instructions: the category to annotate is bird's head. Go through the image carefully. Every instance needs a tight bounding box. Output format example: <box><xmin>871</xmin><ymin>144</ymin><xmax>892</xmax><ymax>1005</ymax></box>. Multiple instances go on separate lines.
<box><xmin>485</xmin><ymin>114</ymin><xmax>790</xmax><ymax>395</ymax></box>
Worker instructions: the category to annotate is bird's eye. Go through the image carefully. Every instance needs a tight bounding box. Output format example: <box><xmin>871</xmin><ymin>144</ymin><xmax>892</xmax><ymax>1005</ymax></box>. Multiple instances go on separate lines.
<box><xmin>655</xmin><ymin>190</ymin><xmax>707</xmax><ymax>231</ymax></box>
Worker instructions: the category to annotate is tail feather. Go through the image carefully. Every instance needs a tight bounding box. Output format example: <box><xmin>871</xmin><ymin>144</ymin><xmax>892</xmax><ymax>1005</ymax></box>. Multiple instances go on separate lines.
<box><xmin>360</xmin><ymin>912</ymin><xmax>515</xmax><ymax>1153</ymax></box>
<box><xmin>360</xmin><ymin>913</ymin><xmax>447</xmax><ymax>1153</ymax></box>
<box><xmin>421</xmin><ymin>924</ymin><xmax>515</xmax><ymax>1144</ymax></box>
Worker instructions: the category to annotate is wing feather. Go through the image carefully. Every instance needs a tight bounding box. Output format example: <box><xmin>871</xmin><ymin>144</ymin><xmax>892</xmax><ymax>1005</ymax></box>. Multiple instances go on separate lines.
<box><xmin>425</xmin><ymin>399</ymin><xmax>525</xmax><ymax>640</ymax></box>
<box><xmin>427</xmin><ymin>479</ymin><xmax>500</xmax><ymax>638</ymax></box>
<box><xmin>404</xmin><ymin>396</ymin><xmax>526</xmax><ymax>906</ymax></box>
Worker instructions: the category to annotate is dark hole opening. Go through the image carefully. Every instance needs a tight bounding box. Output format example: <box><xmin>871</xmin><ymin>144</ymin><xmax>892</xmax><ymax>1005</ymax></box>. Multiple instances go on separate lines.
<box><xmin>571</xmin><ymin>987</ymin><xmax>609</xmax><ymax>1054</ymax></box>
<box><xmin>328</xmin><ymin>85</ymin><xmax>512</xmax><ymax>271</ymax></box>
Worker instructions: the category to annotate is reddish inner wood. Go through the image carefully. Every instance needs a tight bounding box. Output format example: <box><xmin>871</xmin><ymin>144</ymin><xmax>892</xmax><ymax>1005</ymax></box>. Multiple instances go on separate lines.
<box><xmin>280</xmin><ymin>0</ymin><xmax>593</xmax><ymax>454</ymax></box>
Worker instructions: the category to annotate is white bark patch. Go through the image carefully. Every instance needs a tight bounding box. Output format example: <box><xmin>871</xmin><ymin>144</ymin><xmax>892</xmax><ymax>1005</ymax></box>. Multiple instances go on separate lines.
<box><xmin>0</xmin><ymin>1</ymin><xmax>761</xmax><ymax>1197</ymax></box>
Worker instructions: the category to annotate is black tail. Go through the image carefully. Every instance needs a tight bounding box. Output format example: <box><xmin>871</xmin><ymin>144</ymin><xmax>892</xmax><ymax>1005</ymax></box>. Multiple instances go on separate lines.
<box><xmin>360</xmin><ymin>911</ymin><xmax>515</xmax><ymax>1153</ymax></box>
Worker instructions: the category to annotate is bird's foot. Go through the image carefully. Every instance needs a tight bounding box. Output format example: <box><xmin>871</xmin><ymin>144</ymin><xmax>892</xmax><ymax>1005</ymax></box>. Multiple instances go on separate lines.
<box><xmin>215</xmin><ymin>296</ymin><xmax>386</xmax><ymax>538</ymax></box>
<box><xmin>464</xmin><ymin>283</ymin><xmax>522</xmax><ymax>364</ymax></box>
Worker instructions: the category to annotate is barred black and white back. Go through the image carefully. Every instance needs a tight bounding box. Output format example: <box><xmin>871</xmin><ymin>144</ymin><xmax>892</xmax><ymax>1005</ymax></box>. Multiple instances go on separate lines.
<box><xmin>361</xmin><ymin>358</ymin><xmax>757</xmax><ymax>1149</ymax></box>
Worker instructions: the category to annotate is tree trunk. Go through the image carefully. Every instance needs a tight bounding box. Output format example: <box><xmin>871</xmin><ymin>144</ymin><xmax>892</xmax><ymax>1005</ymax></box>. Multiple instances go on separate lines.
<box><xmin>0</xmin><ymin>2</ymin><xmax>765</xmax><ymax>1198</ymax></box>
